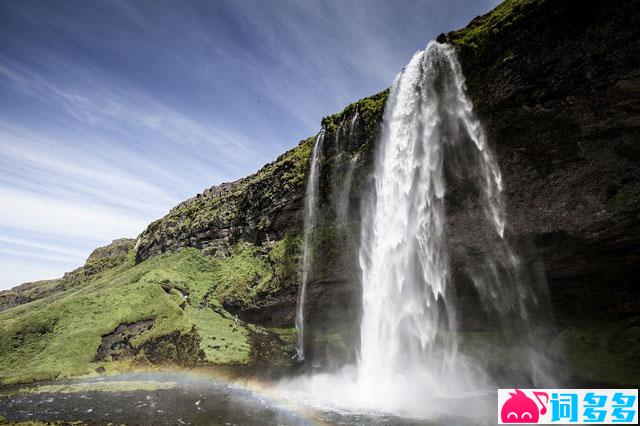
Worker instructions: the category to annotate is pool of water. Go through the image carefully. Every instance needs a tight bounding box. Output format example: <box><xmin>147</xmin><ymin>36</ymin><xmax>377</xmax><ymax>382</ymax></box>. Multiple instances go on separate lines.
<box><xmin>0</xmin><ymin>372</ymin><xmax>496</xmax><ymax>425</ymax></box>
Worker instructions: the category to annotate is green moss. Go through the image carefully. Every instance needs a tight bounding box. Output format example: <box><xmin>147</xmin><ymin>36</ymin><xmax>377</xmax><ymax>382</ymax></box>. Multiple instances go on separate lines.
<box><xmin>608</xmin><ymin>184</ymin><xmax>640</xmax><ymax>209</ymax></box>
<box><xmin>83</xmin><ymin>239</ymin><xmax>136</xmax><ymax>276</ymax></box>
<box><xmin>268</xmin><ymin>233</ymin><xmax>303</xmax><ymax>290</ymax></box>
<box><xmin>321</xmin><ymin>90</ymin><xmax>388</xmax><ymax>153</ymax></box>
<box><xmin>240</xmin><ymin>137</ymin><xmax>315</xmax><ymax>194</ymax></box>
<box><xmin>0</xmin><ymin>236</ymin><xmax>309</xmax><ymax>384</ymax></box>
<box><xmin>137</xmin><ymin>236</ymin><xmax>302</xmax><ymax>312</ymax></box>
<box><xmin>0</xmin><ymin>241</ymin><xmax>138</xmax><ymax>311</ymax></box>
<box><xmin>315</xmin><ymin>332</ymin><xmax>348</xmax><ymax>352</ymax></box>
<box><xmin>0</xmin><ymin>248</ymin><xmax>247</xmax><ymax>384</ymax></box>
<box><xmin>0</xmin><ymin>381</ymin><xmax>177</xmax><ymax>397</ymax></box>
<box><xmin>447</xmin><ymin>0</ymin><xmax>543</xmax><ymax>52</ymax></box>
<box><xmin>209</xmin><ymin>242</ymin><xmax>273</xmax><ymax>307</ymax></box>
<box><xmin>185</xmin><ymin>305</ymin><xmax>250</xmax><ymax>364</ymax></box>
<box><xmin>266</xmin><ymin>327</ymin><xmax>297</xmax><ymax>344</ymax></box>
<box><xmin>0</xmin><ymin>279</ymin><xmax>188</xmax><ymax>384</ymax></box>
<box><xmin>137</xmin><ymin>137</ymin><xmax>315</xmax><ymax>259</ymax></box>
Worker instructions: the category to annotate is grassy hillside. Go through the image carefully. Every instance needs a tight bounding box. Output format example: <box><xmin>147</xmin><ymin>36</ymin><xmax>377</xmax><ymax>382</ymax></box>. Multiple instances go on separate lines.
<box><xmin>0</xmin><ymin>242</ymin><xmax>296</xmax><ymax>385</ymax></box>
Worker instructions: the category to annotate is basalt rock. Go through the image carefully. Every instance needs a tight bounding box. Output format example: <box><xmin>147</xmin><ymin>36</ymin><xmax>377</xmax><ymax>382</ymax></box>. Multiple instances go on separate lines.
<box><xmin>444</xmin><ymin>0</ymin><xmax>640</xmax><ymax>325</ymax></box>
<box><xmin>96</xmin><ymin>319</ymin><xmax>154</xmax><ymax>361</ymax></box>
<box><xmin>142</xmin><ymin>326</ymin><xmax>204</xmax><ymax>367</ymax></box>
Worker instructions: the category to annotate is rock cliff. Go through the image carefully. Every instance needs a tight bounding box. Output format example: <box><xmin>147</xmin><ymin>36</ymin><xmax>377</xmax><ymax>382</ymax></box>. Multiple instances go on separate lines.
<box><xmin>442</xmin><ymin>0</ymin><xmax>640</xmax><ymax>327</ymax></box>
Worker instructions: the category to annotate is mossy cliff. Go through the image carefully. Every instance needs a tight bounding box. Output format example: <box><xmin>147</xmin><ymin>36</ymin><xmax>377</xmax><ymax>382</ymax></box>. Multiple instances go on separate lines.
<box><xmin>0</xmin><ymin>241</ymin><xmax>305</xmax><ymax>384</ymax></box>
<box><xmin>0</xmin><ymin>91</ymin><xmax>387</xmax><ymax>384</ymax></box>
<box><xmin>1</xmin><ymin>0</ymin><xmax>639</xmax><ymax>386</ymax></box>
<box><xmin>134</xmin><ymin>90</ymin><xmax>387</xmax><ymax>331</ymax></box>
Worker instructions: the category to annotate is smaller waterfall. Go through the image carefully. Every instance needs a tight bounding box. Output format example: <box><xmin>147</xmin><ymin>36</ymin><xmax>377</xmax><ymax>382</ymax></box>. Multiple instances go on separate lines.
<box><xmin>336</xmin><ymin>153</ymin><xmax>358</xmax><ymax>224</ymax></box>
<box><xmin>295</xmin><ymin>129</ymin><xmax>326</xmax><ymax>360</ymax></box>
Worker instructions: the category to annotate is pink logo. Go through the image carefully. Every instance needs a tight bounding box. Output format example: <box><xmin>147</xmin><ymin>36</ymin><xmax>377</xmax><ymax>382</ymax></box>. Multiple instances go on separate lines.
<box><xmin>501</xmin><ymin>389</ymin><xmax>549</xmax><ymax>423</ymax></box>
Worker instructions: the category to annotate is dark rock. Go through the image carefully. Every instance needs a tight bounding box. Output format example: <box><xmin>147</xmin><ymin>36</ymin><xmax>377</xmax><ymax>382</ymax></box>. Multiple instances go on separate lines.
<box><xmin>96</xmin><ymin>319</ymin><xmax>154</xmax><ymax>361</ymax></box>
<box><xmin>446</xmin><ymin>0</ymin><xmax>640</xmax><ymax>325</ymax></box>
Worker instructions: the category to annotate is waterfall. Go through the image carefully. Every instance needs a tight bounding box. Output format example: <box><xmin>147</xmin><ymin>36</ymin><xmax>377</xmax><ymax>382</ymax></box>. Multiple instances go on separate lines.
<box><xmin>357</xmin><ymin>41</ymin><xmax>547</xmax><ymax>393</ymax></box>
<box><xmin>295</xmin><ymin>129</ymin><xmax>326</xmax><ymax>360</ymax></box>
<box><xmin>358</xmin><ymin>41</ymin><xmax>459</xmax><ymax>391</ymax></box>
<box><xmin>282</xmin><ymin>41</ymin><xmax>553</xmax><ymax>417</ymax></box>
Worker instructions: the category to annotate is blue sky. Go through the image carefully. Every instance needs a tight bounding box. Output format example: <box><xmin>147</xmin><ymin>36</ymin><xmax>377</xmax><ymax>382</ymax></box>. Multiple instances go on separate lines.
<box><xmin>0</xmin><ymin>0</ymin><xmax>499</xmax><ymax>289</ymax></box>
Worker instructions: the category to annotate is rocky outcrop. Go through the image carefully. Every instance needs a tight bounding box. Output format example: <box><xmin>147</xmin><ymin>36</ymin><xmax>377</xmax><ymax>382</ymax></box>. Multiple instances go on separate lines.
<box><xmin>0</xmin><ymin>239</ymin><xmax>136</xmax><ymax>311</ymax></box>
<box><xmin>96</xmin><ymin>319</ymin><xmax>154</xmax><ymax>361</ymax></box>
<box><xmin>135</xmin><ymin>140</ymin><xmax>314</xmax><ymax>261</ymax></box>
<box><xmin>142</xmin><ymin>327</ymin><xmax>204</xmax><ymax>367</ymax></box>
<box><xmin>84</xmin><ymin>238</ymin><xmax>136</xmax><ymax>277</ymax></box>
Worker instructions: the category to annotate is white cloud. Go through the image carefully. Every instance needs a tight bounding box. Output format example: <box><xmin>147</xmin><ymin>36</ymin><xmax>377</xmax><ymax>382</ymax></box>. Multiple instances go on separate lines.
<box><xmin>0</xmin><ymin>187</ymin><xmax>147</xmax><ymax>242</ymax></box>
<box><xmin>0</xmin><ymin>235</ymin><xmax>87</xmax><ymax>257</ymax></box>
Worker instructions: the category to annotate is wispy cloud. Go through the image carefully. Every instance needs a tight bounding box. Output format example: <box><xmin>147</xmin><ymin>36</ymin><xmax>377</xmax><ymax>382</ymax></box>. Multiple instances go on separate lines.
<box><xmin>0</xmin><ymin>236</ymin><xmax>87</xmax><ymax>258</ymax></box>
<box><xmin>0</xmin><ymin>188</ymin><xmax>148</xmax><ymax>240</ymax></box>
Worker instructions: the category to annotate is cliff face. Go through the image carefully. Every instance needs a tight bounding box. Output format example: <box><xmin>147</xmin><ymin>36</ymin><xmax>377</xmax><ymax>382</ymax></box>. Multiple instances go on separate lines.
<box><xmin>439</xmin><ymin>0</ymin><xmax>640</xmax><ymax>385</ymax></box>
<box><xmin>136</xmin><ymin>142</ymin><xmax>312</xmax><ymax>262</ymax></box>
<box><xmin>442</xmin><ymin>0</ymin><xmax>640</xmax><ymax>324</ymax></box>
<box><xmin>135</xmin><ymin>92</ymin><xmax>387</xmax><ymax>341</ymax></box>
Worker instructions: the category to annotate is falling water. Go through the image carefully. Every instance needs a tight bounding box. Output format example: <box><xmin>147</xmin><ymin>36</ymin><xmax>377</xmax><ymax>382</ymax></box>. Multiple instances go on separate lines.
<box><xmin>282</xmin><ymin>41</ymin><xmax>553</xmax><ymax>418</ymax></box>
<box><xmin>295</xmin><ymin>129</ymin><xmax>326</xmax><ymax>360</ymax></box>
<box><xmin>358</xmin><ymin>40</ymin><xmax>547</xmax><ymax>394</ymax></box>
<box><xmin>359</xmin><ymin>41</ymin><xmax>462</xmax><ymax>392</ymax></box>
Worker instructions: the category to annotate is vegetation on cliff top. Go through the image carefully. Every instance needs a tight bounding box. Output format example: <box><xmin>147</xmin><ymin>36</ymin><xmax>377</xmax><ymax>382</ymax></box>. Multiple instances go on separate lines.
<box><xmin>137</xmin><ymin>89</ymin><xmax>388</xmax><ymax>263</ymax></box>
<box><xmin>445</xmin><ymin>0</ymin><xmax>543</xmax><ymax>52</ymax></box>
<box><xmin>321</xmin><ymin>89</ymin><xmax>388</xmax><ymax>133</ymax></box>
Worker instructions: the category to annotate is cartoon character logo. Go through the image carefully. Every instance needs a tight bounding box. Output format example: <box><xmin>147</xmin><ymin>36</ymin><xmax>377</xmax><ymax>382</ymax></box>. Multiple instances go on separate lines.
<box><xmin>501</xmin><ymin>389</ymin><xmax>548</xmax><ymax>423</ymax></box>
